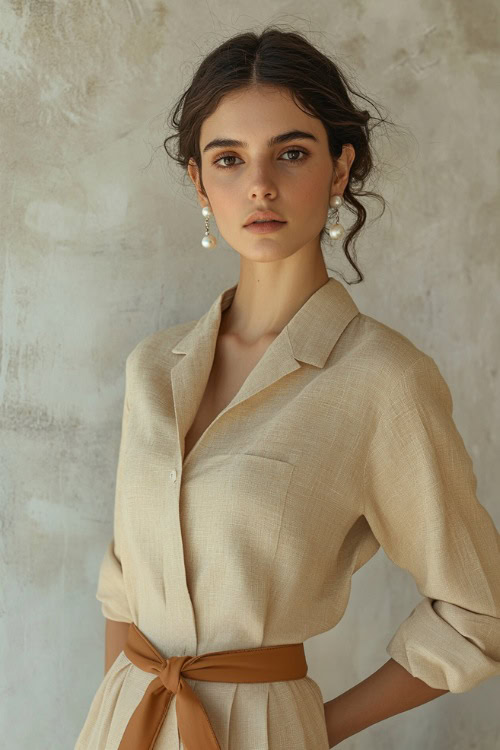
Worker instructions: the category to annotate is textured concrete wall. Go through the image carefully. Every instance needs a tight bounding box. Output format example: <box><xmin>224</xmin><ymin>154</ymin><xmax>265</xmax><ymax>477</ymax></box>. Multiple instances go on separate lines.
<box><xmin>1</xmin><ymin>2</ymin><xmax>498</xmax><ymax>748</ymax></box>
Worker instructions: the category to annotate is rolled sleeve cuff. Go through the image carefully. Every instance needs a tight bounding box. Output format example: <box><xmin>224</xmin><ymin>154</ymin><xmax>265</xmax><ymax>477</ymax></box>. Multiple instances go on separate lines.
<box><xmin>386</xmin><ymin>597</ymin><xmax>500</xmax><ymax>693</ymax></box>
<box><xmin>95</xmin><ymin>538</ymin><xmax>133</xmax><ymax>623</ymax></box>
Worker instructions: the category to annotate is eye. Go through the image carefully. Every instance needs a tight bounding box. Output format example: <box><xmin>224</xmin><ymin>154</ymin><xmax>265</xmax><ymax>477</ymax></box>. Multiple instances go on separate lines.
<box><xmin>280</xmin><ymin>148</ymin><xmax>309</xmax><ymax>163</ymax></box>
<box><xmin>213</xmin><ymin>147</ymin><xmax>309</xmax><ymax>170</ymax></box>
<box><xmin>213</xmin><ymin>154</ymin><xmax>243</xmax><ymax>169</ymax></box>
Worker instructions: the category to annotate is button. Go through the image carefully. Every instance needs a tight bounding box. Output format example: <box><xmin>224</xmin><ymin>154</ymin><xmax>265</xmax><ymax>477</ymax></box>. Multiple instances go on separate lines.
<box><xmin>169</xmin><ymin>469</ymin><xmax>177</xmax><ymax>482</ymax></box>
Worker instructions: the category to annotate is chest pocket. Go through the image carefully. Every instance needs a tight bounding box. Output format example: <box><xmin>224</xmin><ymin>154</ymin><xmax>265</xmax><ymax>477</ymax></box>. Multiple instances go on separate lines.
<box><xmin>181</xmin><ymin>453</ymin><xmax>296</xmax><ymax>619</ymax></box>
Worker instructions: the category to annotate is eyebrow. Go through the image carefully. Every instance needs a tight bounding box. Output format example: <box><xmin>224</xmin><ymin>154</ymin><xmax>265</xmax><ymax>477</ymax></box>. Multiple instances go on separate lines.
<box><xmin>202</xmin><ymin>129</ymin><xmax>319</xmax><ymax>154</ymax></box>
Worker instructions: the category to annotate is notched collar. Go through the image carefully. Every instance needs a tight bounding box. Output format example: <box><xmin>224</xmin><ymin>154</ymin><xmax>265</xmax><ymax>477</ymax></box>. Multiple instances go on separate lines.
<box><xmin>168</xmin><ymin>278</ymin><xmax>360</xmax><ymax>466</ymax></box>
<box><xmin>171</xmin><ymin>277</ymin><xmax>359</xmax><ymax>368</ymax></box>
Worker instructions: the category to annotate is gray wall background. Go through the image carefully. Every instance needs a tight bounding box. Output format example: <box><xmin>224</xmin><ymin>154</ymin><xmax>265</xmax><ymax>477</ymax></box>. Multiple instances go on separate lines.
<box><xmin>1</xmin><ymin>2</ymin><xmax>499</xmax><ymax>748</ymax></box>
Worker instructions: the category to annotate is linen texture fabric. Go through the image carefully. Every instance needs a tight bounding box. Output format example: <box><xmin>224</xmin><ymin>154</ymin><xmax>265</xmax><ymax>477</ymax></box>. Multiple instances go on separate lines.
<box><xmin>75</xmin><ymin>277</ymin><xmax>500</xmax><ymax>750</ymax></box>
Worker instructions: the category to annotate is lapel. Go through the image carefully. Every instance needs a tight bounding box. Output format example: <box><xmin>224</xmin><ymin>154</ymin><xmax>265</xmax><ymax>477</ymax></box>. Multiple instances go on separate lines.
<box><xmin>169</xmin><ymin>277</ymin><xmax>360</xmax><ymax>466</ymax></box>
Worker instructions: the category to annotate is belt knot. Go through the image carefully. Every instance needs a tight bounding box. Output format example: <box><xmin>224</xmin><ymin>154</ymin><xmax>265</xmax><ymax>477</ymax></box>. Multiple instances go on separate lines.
<box><xmin>118</xmin><ymin>622</ymin><xmax>308</xmax><ymax>750</ymax></box>
<box><xmin>158</xmin><ymin>654</ymin><xmax>193</xmax><ymax>694</ymax></box>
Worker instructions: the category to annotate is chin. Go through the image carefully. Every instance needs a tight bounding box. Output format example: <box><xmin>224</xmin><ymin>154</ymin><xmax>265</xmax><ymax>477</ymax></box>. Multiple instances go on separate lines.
<box><xmin>238</xmin><ymin>245</ymin><xmax>299</xmax><ymax>262</ymax></box>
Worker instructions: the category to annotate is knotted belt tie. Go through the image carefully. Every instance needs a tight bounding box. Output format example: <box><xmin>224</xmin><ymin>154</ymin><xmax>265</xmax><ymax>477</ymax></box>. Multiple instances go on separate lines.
<box><xmin>117</xmin><ymin>621</ymin><xmax>308</xmax><ymax>750</ymax></box>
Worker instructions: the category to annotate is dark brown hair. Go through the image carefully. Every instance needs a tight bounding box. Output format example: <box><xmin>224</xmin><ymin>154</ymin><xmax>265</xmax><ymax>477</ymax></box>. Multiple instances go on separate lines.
<box><xmin>163</xmin><ymin>25</ymin><xmax>403</xmax><ymax>284</ymax></box>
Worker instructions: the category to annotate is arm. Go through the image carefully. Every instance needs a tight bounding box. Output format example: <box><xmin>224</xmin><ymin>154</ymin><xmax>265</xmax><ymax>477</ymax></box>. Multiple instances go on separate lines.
<box><xmin>98</xmin><ymin>373</ymin><xmax>135</xmax><ymax>678</ymax></box>
<box><xmin>323</xmin><ymin>657</ymin><xmax>449</xmax><ymax>747</ymax></box>
<box><xmin>104</xmin><ymin>618</ymin><xmax>130</xmax><ymax>676</ymax></box>
<box><xmin>324</xmin><ymin>355</ymin><xmax>500</xmax><ymax>746</ymax></box>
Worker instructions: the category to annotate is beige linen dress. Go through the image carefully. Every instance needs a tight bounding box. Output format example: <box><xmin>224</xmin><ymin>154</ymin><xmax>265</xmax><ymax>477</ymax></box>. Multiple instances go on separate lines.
<box><xmin>75</xmin><ymin>277</ymin><xmax>500</xmax><ymax>750</ymax></box>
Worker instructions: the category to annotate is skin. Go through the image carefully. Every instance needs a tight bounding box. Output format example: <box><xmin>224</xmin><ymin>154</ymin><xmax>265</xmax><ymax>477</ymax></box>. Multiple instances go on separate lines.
<box><xmin>105</xmin><ymin>87</ymin><xmax>353</xmax><ymax>678</ymax></box>
<box><xmin>102</xmin><ymin>88</ymin><xmax>450</xmax><ymax>750</ymax></box>
<box><xmin>186</xmin><ymin>85</ymin><xmax>450</xmax><ymax>746</ymax></box>
<box><xmin>187</xmin><ymin>83</ymin><xmax>356</xmax><ymax>345</ymax></box>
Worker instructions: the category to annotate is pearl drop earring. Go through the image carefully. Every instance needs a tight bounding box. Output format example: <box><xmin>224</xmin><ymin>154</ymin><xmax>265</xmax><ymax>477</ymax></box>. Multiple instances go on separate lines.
<box><xmin>327</xmin><ymin>195</ymin><xmax>345</xmax><ymax>240</ymax></box>
<box><xmin>201</xmin><ymin>205</ymin><xmax>217</xmax><ymax>249</ymax></box>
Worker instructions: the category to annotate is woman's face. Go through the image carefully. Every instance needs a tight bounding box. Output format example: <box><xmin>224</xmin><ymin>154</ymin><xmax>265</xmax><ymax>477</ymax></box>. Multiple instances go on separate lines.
<box><xmin>188</xmin><ymin>85</ymin><xmax>353</xmax><ymax>264</ymax></box>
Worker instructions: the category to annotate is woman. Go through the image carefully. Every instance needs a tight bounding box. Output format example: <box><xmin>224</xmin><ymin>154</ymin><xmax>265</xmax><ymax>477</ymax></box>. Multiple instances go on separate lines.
<box><xmin>75</xmin><ymin>27</ymin><xmax>500</xmax><ymax>750</ymax></box>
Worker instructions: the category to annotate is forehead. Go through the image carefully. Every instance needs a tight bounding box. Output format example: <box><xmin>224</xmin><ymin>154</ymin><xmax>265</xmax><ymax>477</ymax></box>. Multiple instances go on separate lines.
<box><xmin>199</xmin><ymin>86</ymin><xmax>324</xmax><ymax>147</ymax></box>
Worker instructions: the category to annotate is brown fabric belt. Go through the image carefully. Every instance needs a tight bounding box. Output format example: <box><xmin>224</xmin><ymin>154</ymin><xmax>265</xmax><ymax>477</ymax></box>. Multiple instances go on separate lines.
<box><xmin>117</xmin><ymin>621</ymin><xmax>308</xmax><ymax>750</ymax></box>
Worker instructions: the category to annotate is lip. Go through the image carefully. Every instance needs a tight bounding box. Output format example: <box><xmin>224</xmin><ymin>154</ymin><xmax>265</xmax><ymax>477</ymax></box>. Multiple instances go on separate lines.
<box><xmin>243</xmin><ymin>210</ymin><xmax>285</xmax><ymax>226</ymax></box>
<box><xmin>244</xmin><ymin>220</ymin><xmax>288</xmax><ymax>234</ymax></box>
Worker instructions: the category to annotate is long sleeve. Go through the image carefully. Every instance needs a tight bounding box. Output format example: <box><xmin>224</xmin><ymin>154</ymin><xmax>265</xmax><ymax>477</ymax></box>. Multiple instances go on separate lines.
<box><xmin>362</xmin><ymin>353</ymin><xmax>500</xmax><ymax>693</ymax></box>
<box><xmin>95</xmin><ymin>364</ymin><xmax>133</xmax><ymax>623</ymax></box>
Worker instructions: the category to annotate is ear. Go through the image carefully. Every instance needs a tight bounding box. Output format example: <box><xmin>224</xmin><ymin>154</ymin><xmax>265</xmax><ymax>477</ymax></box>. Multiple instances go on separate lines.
<box><xmin>188</xmin><ymin>159</ymin><xmax>208</xmax><ymax>207</ymax></box>
<box><xmin>331</xmin><ymin>144</ymin><xmax>356</xmax><ymax>196</ymax></box>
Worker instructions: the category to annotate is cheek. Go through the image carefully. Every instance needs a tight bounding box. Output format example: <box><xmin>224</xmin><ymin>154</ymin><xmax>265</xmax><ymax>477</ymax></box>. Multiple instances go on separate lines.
<box><xmin>291</xmin><ymin>176</ymin><xmax>326</xmax><ymax>218</ymax></box>
<box><xmin>205</xmin><ymin>165</ymin><xmax>329</xmax><ymax>222</ymax></box>
<box><xmin>291</xmin><ymin>163</ymin><xmax>327</xmax><ymax>199</ymax></box>
<box><xmin>204</xmin><ymin>176</ymin><xmax>238</xmax><ymax>211</ymax></box>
